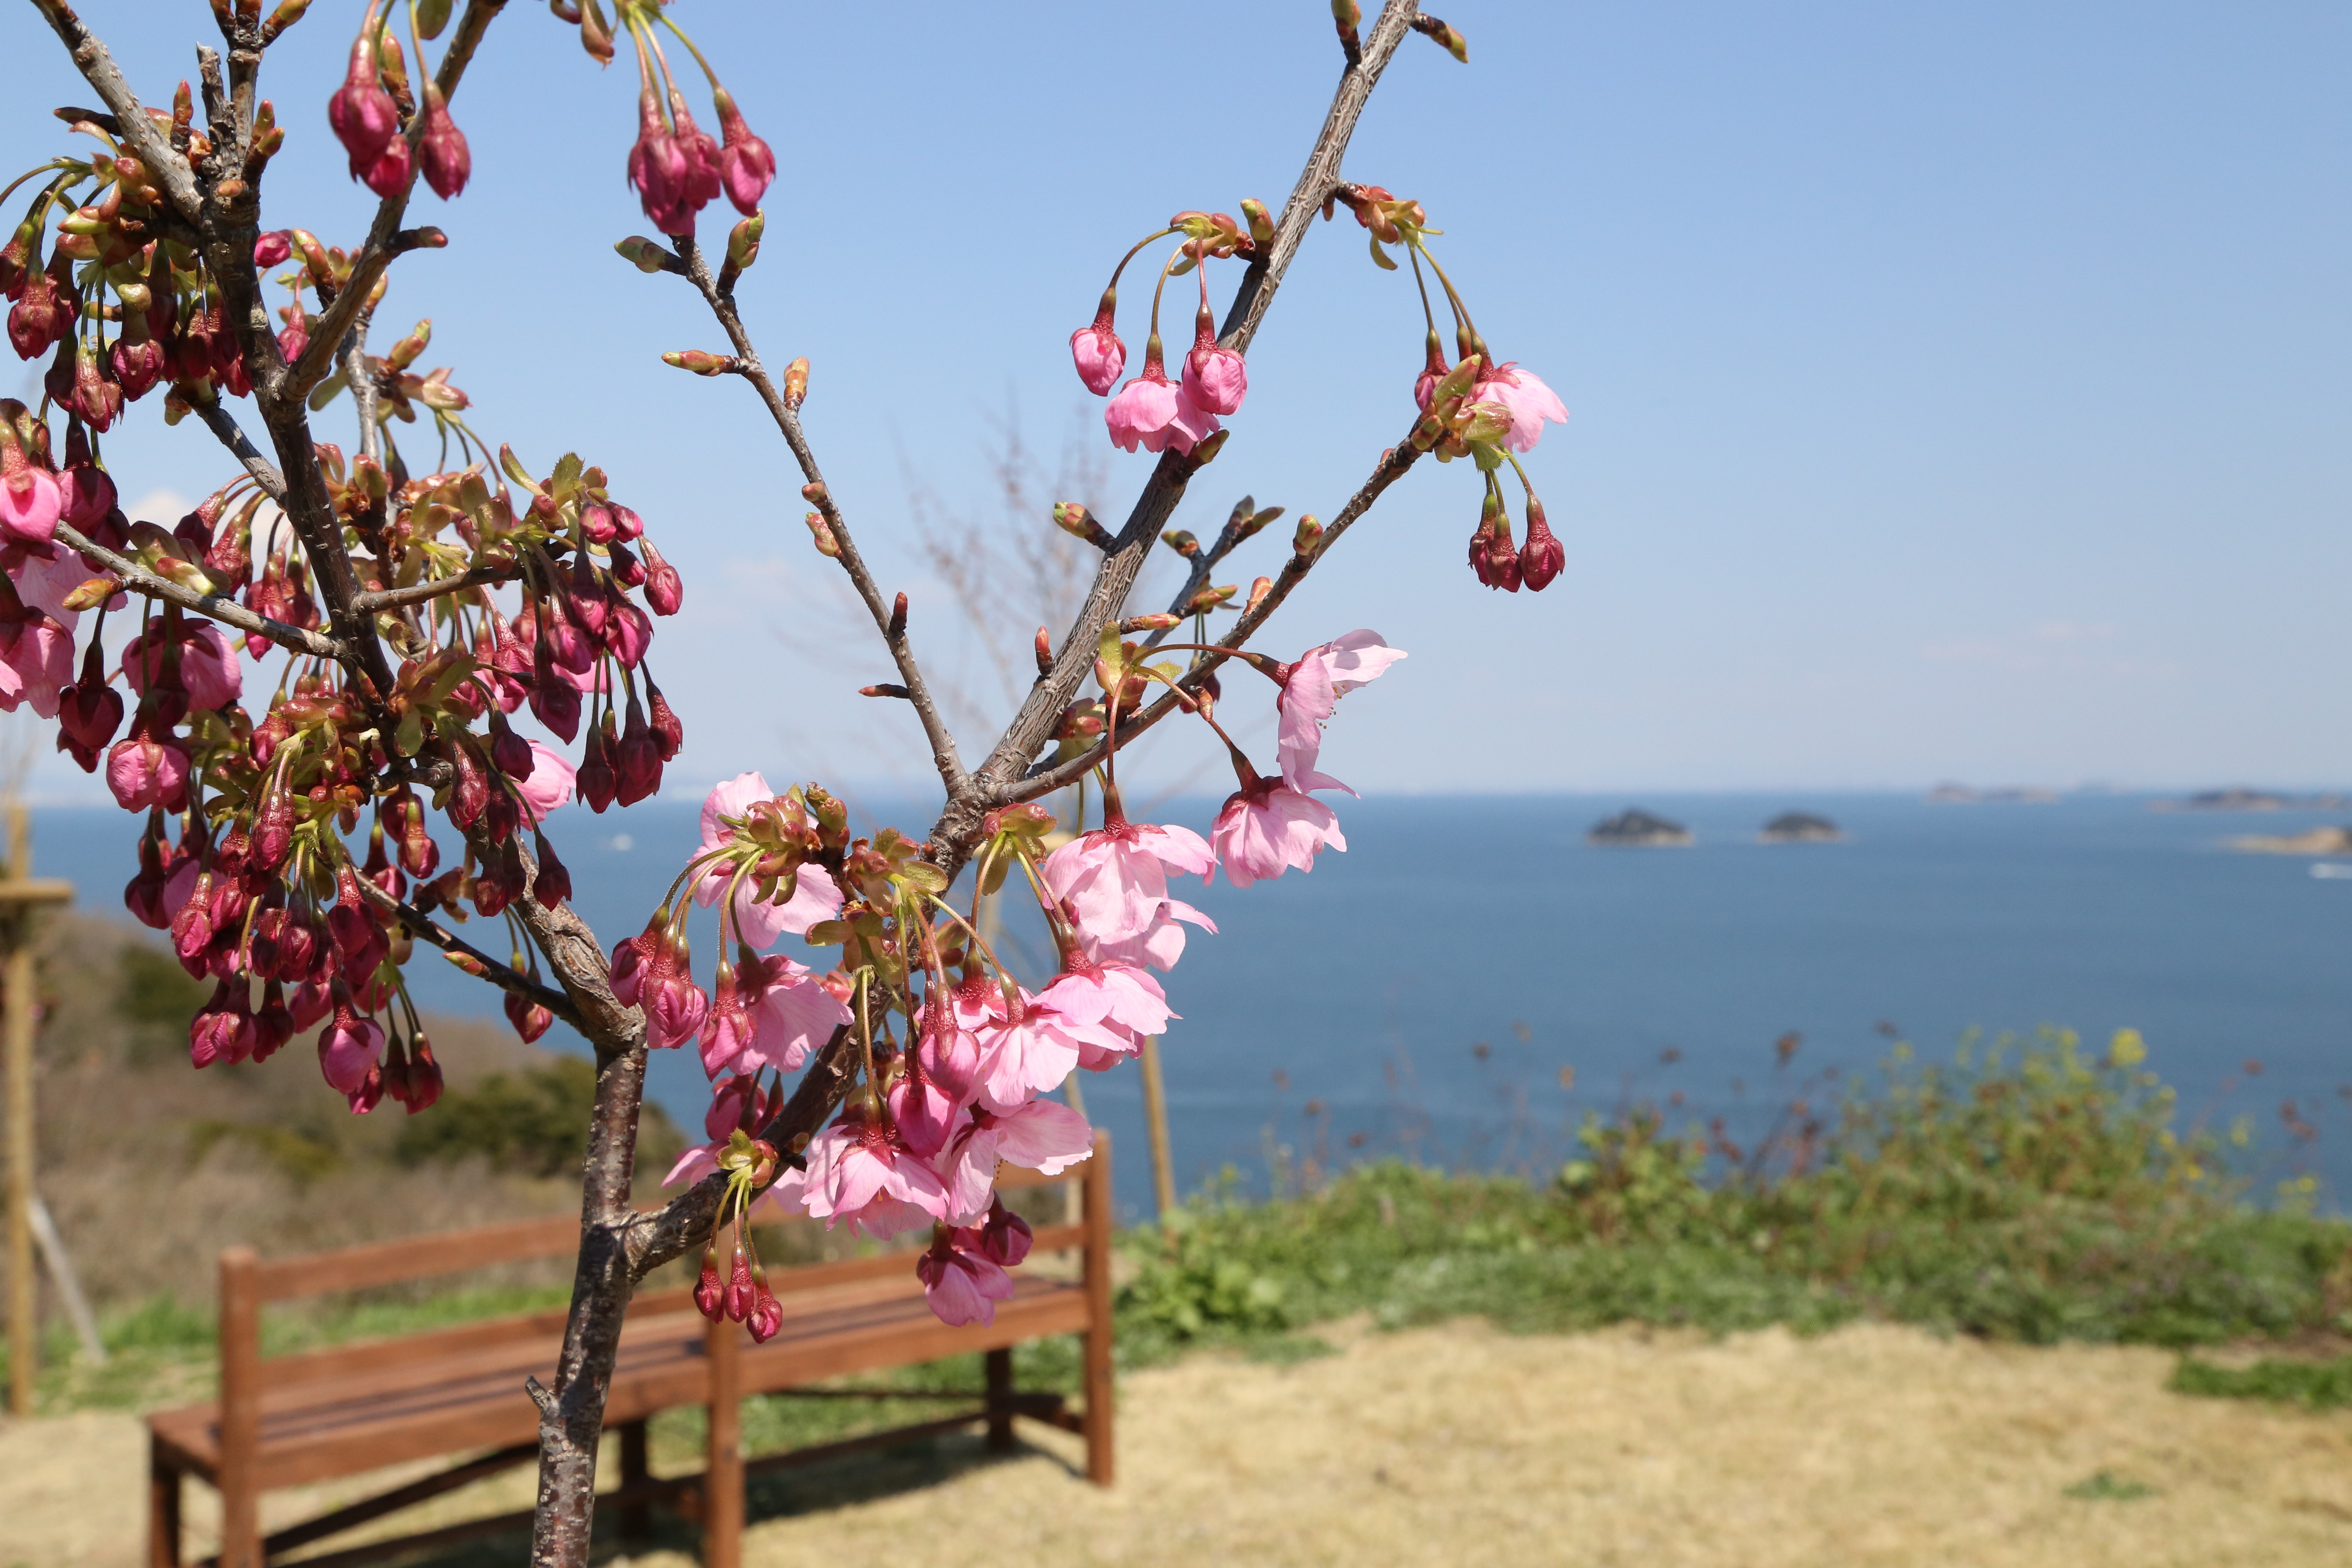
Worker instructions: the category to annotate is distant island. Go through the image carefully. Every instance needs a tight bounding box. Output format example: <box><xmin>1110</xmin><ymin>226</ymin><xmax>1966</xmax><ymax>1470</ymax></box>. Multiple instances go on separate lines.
<box><xmin>2154</xmin><ymin>788</ymin><xmax>2351</xmax><ymax>813</ymax></box>
<box><xmin>1927</xmin><ymin>784</ymin><xmax>2060</xmax><ymax>805</ymax></box>
<box><xmin>1759</xmin><ymin>812</ymin><xmax>1843</xmax><ymax>844</ymax></box>
<box><xmin>1587</xmin><ymin>809</ymin><xmax>1693</xmax><ymax>848</ymax></box>
<box><xmin>2228</xmin><ymin>826</ymin><xmax>2352</xmax><ymax>856</ymax></box>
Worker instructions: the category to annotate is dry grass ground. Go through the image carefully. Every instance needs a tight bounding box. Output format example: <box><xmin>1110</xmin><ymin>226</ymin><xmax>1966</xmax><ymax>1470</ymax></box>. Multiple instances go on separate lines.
<box><xmin>7</xmin><ymin>1319</ymin><xmax>2352</xmax><ymax>1568</ymax></box>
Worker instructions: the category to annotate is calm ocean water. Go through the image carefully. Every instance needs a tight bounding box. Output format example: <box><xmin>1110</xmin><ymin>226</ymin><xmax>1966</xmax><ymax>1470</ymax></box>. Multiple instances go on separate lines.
<box><xmin>30</xmin><ymin>791</ymin><xmax>2352</xmax><ymax>1221</ymax></box>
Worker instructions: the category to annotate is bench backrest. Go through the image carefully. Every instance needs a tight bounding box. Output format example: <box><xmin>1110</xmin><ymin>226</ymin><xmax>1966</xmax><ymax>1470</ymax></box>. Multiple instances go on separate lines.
<box><xmin>211</xmin><ymin>1134</ymin><xmax>1112</xmax><ymax>1456</ymax></box>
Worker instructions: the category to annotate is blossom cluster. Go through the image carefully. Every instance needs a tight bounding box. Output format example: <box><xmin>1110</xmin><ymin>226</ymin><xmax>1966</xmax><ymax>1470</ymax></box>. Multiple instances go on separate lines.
<box><xmin>655</xmin><ymin>631</ymin><xmax>1403</xmax><ymax>1330</ymax></box>
<box><xmin>0</xmin><ymin>25</ymin><xmax>694</xmax><ymax>1116</ymax></box>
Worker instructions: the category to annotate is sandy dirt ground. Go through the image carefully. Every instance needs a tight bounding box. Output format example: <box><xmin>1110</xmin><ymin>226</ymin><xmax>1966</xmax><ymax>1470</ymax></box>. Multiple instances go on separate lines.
<box><xmin>7</xmin><ymin>1319</ymin><xmax>2352</xmax><ymax>1568</ymax></box>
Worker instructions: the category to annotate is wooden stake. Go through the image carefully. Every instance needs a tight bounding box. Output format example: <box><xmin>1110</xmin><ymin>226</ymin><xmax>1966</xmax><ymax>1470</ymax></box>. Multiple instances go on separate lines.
<box><xmin>3</xmin><ymin>801</ymin><xmax>73</xmax><ymax>1415</ymax></box>
<box><xmin>1138</xmin><ymin>1035</ymin><xmax>1177</xmax><ymax>1223</ymax></box>
<box><xmin>6</xmin><ymin>803</ymin><xmax>32</xmax><ymax>1417</ymax></box>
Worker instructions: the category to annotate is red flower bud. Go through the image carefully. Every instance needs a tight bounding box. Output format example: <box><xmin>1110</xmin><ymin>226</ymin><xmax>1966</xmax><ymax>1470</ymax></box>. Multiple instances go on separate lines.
<box><xmin>417</xmin><ymin>83</ymin><xmax>470</xmax><ymax>200</ymax></box>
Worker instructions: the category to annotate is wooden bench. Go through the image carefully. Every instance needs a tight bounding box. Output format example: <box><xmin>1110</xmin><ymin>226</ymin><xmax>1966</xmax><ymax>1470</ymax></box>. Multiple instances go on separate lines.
<box><xmin>147</xmin><ymin>1136</ymin><xmax>1114</xmax><ymax>1568</ymax></box>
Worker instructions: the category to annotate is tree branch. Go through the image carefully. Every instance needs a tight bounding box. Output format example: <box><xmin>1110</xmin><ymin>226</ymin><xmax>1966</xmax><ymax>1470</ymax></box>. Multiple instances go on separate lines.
<box><xmin>671</xmin><ymin>236</ymin><xmax>970</xmax><ymax>796</ymax></box>
<box><xmin>191</xmin><ymin>401</ymin><xmax>288</xmax><ymax>499</ymax></box>
<box><xmin>51</xmin><ymin>518</ymin><xmax>348</xmax><ymax>661</ymax></box>
<box><xmin>22</xmin><ymin>0</ymin><xmax>203</xmax><ymax>220</ymax></box>
<box><xmin>351</xmin><ymin>874</ymin><xmax>583</xmax><ymax>1026</ymax></box>
<box><xmin>1017</xmin><ymin>429</ymin><xmax>1423</xmax><ymax>797</ymax></box>
<box><xmin>353</xmin><ymin>564</ymin><xmax>520</xmax><ymax>613</ymax></box>
<box><xmin>931</xmin><ymin>0</ymin><xmax>1425</xmax><ymax>861</ymax></box>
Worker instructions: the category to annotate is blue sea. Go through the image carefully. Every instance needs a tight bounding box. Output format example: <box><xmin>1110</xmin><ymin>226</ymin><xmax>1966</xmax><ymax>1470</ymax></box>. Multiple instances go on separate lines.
<box><xmin>30</xmin><ymin>791</ymin><xmax>2352</xmax><ymax>1222</ymax></box>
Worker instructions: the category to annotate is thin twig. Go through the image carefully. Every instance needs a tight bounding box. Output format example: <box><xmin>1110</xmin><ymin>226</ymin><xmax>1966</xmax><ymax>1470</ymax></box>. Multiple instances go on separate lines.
<box><xmin>672</xmin><ymin>236</ymin><xmax>970</xmax><ymax>796</ymax></box>
<box><xmin>352</xmin><ymin>874</ymin><xmax>583</xmax><ymax>1026</ymax></box>
<box><xmin>1017</xmin><ymin>432</ymin><xmax>1422</xmax><ymax>796</ymax></box>
<box><xmin>191</xmin><ymin>401</ymin><xmax>288</xmax><ymax>499</ymax></box>
<box><xmin>51</xmin><ymin>519</ymin><xmax>348</xmax><ymax>660</ymax></box>
<box><xmin>353</xmin><ymin>564</ymin><xmax>520</xmax><ymax>613</ymax></box>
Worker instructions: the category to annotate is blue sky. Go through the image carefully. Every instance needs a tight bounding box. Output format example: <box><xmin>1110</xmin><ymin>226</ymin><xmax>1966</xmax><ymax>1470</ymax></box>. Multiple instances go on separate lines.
<box><xmin>2</xmin><ymin>1</ymin><xmax>2346</xmax><ymax>801</ymax></box>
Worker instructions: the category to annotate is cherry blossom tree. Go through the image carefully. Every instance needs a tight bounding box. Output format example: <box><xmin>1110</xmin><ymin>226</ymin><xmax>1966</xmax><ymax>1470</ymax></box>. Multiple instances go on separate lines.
<box><xmin>6</xmin><ymin>0</ymin><xmax>1567</xmax><ymax>1561</ymax></box>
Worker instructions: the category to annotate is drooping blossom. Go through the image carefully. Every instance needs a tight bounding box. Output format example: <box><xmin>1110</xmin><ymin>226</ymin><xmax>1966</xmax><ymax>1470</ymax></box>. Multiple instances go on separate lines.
<box><xmin>627</xmin><ymin>90</ymin><xmax>697</xmax><ymax>233</ymax></box>
<box><xmin>799</xmin><ymin>1115</ymin><xmax>950</xmax><ymax>1239</ymax></box>
<box><xmin>1040</xmin><ymin>815</ymin><xmax>1215</xmax><ymax>945</ymax></box>
<box><xmin>1039</xmin><ymin>959</ymin><xmax>1173</xmax><ymax>1069</ymax></box>
<box><xmin>1181</xmin><ymin>300</ymin><xmax>1247</xmax><ymax>416</ymax></box>
<box><xmin>122</xmin><ymin>622</ymin><xmax>243</xmax><ymax>711</ymax></box>
<box><xmin>0</xmin><ymin>614</ymin><xmax>74</xmax><ymax>719</ymax></box>
<box><xmin>0</xmin><ymin>465</ymin><xmax>59</xmax><ymax>547</ymax></box>
<box><xmin>1274</xmin><ymin>630</ymin><xmax>1407</xmax><ymax>794</ymax></box>
<box><xmin>1211</xmin><ymin>778</ymin><xmax>1346</xmax><ymax>890</ymax></box>
<box><xmin>1471</xmin><ymin>361</ymin><xmax>1569</xmax><ymax>453</ymax></box>
<box><xmin>1069</xmin><ymin>315</ymin><xmax>1126</xmax><ymax>396</ymax></box>
<box><xmin>916</xmin><ymin>1234</ymin><xmax>1015</xmax><ymax>1327</ymax></box>
<box><xmin>712</xmin><ymin>88</ymin><xmax>775</xmax><ymax>214</ymax></box>
<box><xmin>939</xmin><ymin>1098</ymin><xmax>1095</xmax><ymax>1223</ymax></box>
<box><xmin>1105</xmin><ymin>344</ymin><xmax>1220</xmax><ymax>456</ymax></box>
<box><xmin>517</xmin><ymin>741</ymin><xmax>576</xmax><ymax>823</ymax></box>
<box><xmin>690</xmin><ymin>772</ymin><xmax>845</xmax><ymax>947</ymax></box>
<box><xmin>738</xmin><ymin>952</ymin><xmax>850</xmax><ymax>1072</ymax></box>
<box><xmin>106</xmin><ymin>728</ymin><xmax>189</xmax><ymax>812</ymax></box>
<box><xmin>962</xmin><ymin>981</ymin><xmax>1130</xmax><ymax>1114</ymax></box>
<box><xmin>1078</xmin><ymin>897</ymin><xmax>1216</xmax><ymax>974</ymax></box>
<box><xmin>317</xmin><ymin>1002</ymin><xmax>385</xmax><ymax>1114</ymax></box>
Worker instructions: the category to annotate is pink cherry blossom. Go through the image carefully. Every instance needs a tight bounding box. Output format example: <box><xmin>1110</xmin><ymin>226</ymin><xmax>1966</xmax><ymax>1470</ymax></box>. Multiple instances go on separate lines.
<box><xmin>517</xmin><ymin>741</ymin><xmax>576</xmax><ymax>823</ymax></box>
<box><xmin>122</xmin><ymin>622</ymin><xmax>243</xmax><ymax>711</ymax></box>
<box><xmin>965</xmin><ymin>984</ymin><xmax>1133</xmax><ymax>1114</ymax></box>
<box><xmin>317</xmin><ymin>1008</ymin><xmax>383</xmax><ymax>1100</ymax></box>
<box><xmin>737</xmin><ymin>952</ymin><xmax>851</xmax><ymax>1072</ymax></box>
<box><xmin>1275</xmin><ymin>630</ymin><xmax>1407</xmax><ymax>794</ymax></box>
<box><xmin>106</xmin><ymin>732</ymin><xmax>189</xmax><ymax>812</ymax></box>
<box><xmin>418</xmin><ymin>83</ymin><xmax>470</xmax><ymax>200</ymax></box>
<box><xmin>690</xmin><ymin>772</ymin><xmax>847</xmax><ymax>947</ymax></box>
<box><xmin>1039</xmin><ymin>959</ymin><xmax>1173</xmax><ymax>1070</ymax></box>
<box><xmin>799</xmin><ymin>1118</ymin><xmax>950</xmax><ymax>1239</ymax></box>
<box><xmin>1070</xmin><ymin>319</ymin><xmax>1126</xmax><ymax>396</ymax></box>
<box><xmin>916</xmin><ymin>1237</ymin><xmax>1015</xmax><ymax>1326</ymax></box>
<box><xmin>0</xmin><ymin>615</ymin><xmax>74</xmax><ymax>719</ymax></box>
<box><xmin>1041</xmin><ymin>817</ymin><xmax>1215</xmax><ymax>944</ymax></box>
<box><xmin>1472</xmin><ymin>361</ymin><xmax>1569</xmax><ymax>453</ymax></box>
<box><xmin>0</xmin><ymin>468</ymin><xmax>60</xmax><ymax>546</ymax></box>
<box><xmin>1212</xmin><ymin>780</ymin><xmax>1346</xmax><ymax>890</ymax></box>
<box><xmin>12</xmin><ymin>547</ymin><xmax>90</xmax><ymax>625</ymax></box>
<box><xmin>1078</xmin><ymin>897</ymin><xmax>1216</xmax><ymax>974</ymax></box>
<box><xmin>627</xmin><ymin>91</ymin><xmax>697</xmax><ymax>233</ymax></box>
<box><xmin>1105</xmin><ymin>367</ymin><xmax>1220</xmax><ymax>455</ymax></box>
<box><xmin>937</xmin><ymin>1098</ymin><xmax>1095</xmax><ymax>1223</ymax></box>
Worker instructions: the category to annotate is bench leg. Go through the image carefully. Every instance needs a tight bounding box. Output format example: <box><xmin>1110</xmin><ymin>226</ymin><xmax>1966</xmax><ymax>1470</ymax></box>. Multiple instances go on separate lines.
<box><xmin>218</xmin><ymin>1469</ymin><xmax>260</xmax><ymax>1568</ymax></box>
<box><xmin>1082</xmin><ymin>1320</ymin><xmax>1115</xmax><ymax>1486</ymax></box>
<box><xmin>984</xmin><ymin>1348</ymin><xmax>1016</xmax><ymax>1452</ymax></box>
<box><xmin>147</xmin><ymin>1442</ymin><xmax>182</xmax><ymax>1568</ymax></box>
<box><xmin>617</xmin><ymin>1419</ymin><xmax>650</xmax><ymax>1544</ymax></box>
<box><xmin>703</xmin><ymin>1317</ymin><xmax>742</xmax><ymax>1568</ymax></box>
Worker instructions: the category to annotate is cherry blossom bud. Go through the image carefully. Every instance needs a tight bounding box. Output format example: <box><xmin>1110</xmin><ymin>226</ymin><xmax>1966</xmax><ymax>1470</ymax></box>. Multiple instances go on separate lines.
<box><xmin>694</xmin><ymin>1245</ymin><xmax>724</xmax><ymax>1320</ymax></box>
<box><xmin>802</xmin><ymin>511</ymin><xmax>839</xmax><ymax>557</ymax></box>
<box><xmin>418</xmin><ymin>82</ymin><xmax>470</xmax><ymax>199</ymax></box>
<box><xmin>317</xmin><ymin>997</ymin><xmax>385</xmax><ymax>1112</ymax></box>
<box><xmin>504</xmin><ymin>988</ymin><xmax>554</xmax><ymax>1044</ymax></box>
<box><xmin>254</xmin><ymin>230</ymin><xmax>294</xmax><ymax>269</ymax></box>
<box><xmin>1070</xmin><ymin>295</ymin><xmax>1126</xmax><ymax>397</ymax></box>
<box><xmin>328</xmin><ymin>22</ymin><xmax>400</xmax><ymax>178</ymax></box>
<box><xmin>711</xmin><ymin>87</ymin><xmax>775</xmax><ymax>215</ymax></box>
<box><xmin>1519</xmin><ymin>496</ymin><xmax>1563</xmax><ymax>592</ymax></box>
<box><xmin>1291</xmin><ymin>514</ymin><xmax>1323</xmax><ymax>558</ymax></box>
<box><xmin>782</xmin><ymin>357</ymin><xmax>808</xmax><ymax>410</ymax></box>
<box><xmin>1052</xmin><ymin>501</ymin><xmax>1114</xmax><ymax>550</ymax></box>
<box><xmin>646</xmin><ymin>678</ymin><xmax>683</xmax><ymax>761</ymax></box>
<box><xmin>1240</xmin><ymin>197</ymin><xmax>1274</xmax><ymax>245</ymax></box>
<box><xmin>747</xmin><ymin>1280</ymin><xmax>782</xmax><ymax>1343</ymax></box>
<box><xmin>360</xmin><ymin>134</ymin><xmax>413</xmax><ymax>199</ymax></box>
<box><xmin>616</xmin><ymin>695</ymin><xmax>661</xmax><ymax>806</ymax></box>
<box><xmin>489</xmin><ymin>709</ymin><xmax>534</xmax><ymax>779</ymax></box>
<box><xmin>640</xmin><ymin>539</ymin><xmax>682</xmax><ymax>615</ymax></box>
<box><xmin>578</xmin><ymin>714</ymin><xmax>618</xmax><ymax>813</ymax></box>
<box><xmin>532</xmin><ymin>831</ymin><xmax>572</xmax><ymax>910</ymax></box>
